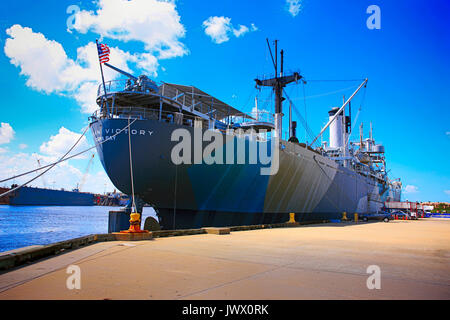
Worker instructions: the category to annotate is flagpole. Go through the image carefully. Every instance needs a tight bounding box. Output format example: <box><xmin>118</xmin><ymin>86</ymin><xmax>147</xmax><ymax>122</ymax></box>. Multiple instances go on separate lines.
<box><xmin>96</xmin><ymin>39</ymin><xmax>109</xmax><ymax>115</ymax></box>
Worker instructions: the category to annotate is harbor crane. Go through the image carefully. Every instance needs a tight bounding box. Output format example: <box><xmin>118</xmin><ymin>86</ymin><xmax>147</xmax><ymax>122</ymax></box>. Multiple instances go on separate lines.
<box><xmin>76</xmin><ymin>153</ymin><xmax>95</xmax><ymax>192</ymax></box>
<box><xmin>36</xmin><ymin>159</ymin><xmax>47</xmax><ymax>188</ymax></box>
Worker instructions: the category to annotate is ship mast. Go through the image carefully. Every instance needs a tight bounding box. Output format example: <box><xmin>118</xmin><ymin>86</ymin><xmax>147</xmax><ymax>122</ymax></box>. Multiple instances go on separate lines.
<box><xmin>255</xmin><ymin>39</ymin><xmax>302</xmax><ymax>139</ymax></box>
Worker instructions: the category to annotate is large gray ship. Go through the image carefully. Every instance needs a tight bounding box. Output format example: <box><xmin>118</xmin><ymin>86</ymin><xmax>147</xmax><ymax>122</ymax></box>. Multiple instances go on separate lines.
<box><xmin>89</xmin><ymin>41</ymin><xmax>402</xmax><ymax>230</ymax></box>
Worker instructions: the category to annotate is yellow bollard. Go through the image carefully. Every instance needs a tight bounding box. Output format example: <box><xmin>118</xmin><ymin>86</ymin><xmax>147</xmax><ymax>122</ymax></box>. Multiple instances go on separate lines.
<box><xmin>120</xmin><ymin>212</ymin><xmax>149</xmax><ymax>234</ymax></box>
<box><xmin>342</xmin><ymin>212</ymin><xmax>347</xmax><ymax>221</ymax></box>
<box><xmin>354</xmin><ymin>213</ymin><xmax>358</xmax><ymax>223</ymax></box>
<box><xmin>287</xmin><ymin>213</ymin><xmax>296</xmax><ymax>223</ymax></box>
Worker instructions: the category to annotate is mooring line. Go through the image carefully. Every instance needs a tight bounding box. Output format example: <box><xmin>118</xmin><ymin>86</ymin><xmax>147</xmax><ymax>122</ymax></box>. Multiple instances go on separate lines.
<box><xmin>128</xmin><ymin>117</ymin><xmax>137</xmax><ymax>213</ymax></box>
<box><xmin>0</xmin><ymin>125</ymin><xmax>89</xmax><ymax>199</ymax></box>
<box><xmin>0</xmin><ymin>119</ymin><xmax>137</xmax><ymax>198</ymax></box>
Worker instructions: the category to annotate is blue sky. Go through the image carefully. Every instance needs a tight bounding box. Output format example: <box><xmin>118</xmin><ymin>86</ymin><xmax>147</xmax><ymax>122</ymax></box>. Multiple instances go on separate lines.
<box><xmin>0</xmin><ymin>0</ymin><xmax>449</xmax><ymax>201</ymax></box>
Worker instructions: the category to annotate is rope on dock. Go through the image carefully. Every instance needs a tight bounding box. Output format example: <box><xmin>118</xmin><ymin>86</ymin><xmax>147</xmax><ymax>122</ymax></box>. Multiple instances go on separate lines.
<box><xmin>0</xmin><ymin>119</ymin><xmax>137</xmax><ymax>198</ymax></box>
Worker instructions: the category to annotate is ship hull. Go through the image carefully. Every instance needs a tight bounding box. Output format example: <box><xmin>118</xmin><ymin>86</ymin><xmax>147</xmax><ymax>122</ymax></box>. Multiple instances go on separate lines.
<box><xmin>90</xmin><ymin>118</ymin><xmax>401</xmax><ymax>229</ymax></box>
<box><xmin>9</xmin><ymin>186</ymin><xmax>95</xmax><ymax>206</ymax></box>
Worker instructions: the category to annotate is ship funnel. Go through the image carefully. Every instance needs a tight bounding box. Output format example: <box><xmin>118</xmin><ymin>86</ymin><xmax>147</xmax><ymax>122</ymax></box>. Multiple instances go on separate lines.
<box><xmin>328</xmin><ymin>107</ymin><xmax>343</xmax><ymax>148</ymax></box>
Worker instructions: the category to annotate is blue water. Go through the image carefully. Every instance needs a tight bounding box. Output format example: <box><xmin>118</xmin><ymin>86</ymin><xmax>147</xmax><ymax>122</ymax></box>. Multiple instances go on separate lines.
<box><xmin>0</xmin><ymin>205</ymin><xmax>158</xmax><ymax>253</ymax></box>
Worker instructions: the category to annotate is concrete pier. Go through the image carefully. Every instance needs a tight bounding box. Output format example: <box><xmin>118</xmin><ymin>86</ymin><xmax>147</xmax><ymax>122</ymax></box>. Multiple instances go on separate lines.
<box><xmin>0</xmin><ymin>218</ymin><xmax>449</xmax><ymax>299</ymax></box>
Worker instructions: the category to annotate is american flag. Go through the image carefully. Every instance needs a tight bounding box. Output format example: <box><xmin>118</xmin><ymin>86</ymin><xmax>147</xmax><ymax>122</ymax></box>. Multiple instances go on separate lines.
<box><xmin>97</xmin><ymin>42</ymin><xmax>110</xmax><ymax>64</ymax></box>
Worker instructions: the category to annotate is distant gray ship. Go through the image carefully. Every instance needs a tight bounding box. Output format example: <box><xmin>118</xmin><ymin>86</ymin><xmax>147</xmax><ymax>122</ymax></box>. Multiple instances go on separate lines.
<box><xmin>89</xmin><ymin>41</ymin><xmax>401</xmax><ymax>229</ymax></box>
<box><xmin>8</xmin><ymin>185</ymin><xmax>94</xmax><ymax>206</ymax></box>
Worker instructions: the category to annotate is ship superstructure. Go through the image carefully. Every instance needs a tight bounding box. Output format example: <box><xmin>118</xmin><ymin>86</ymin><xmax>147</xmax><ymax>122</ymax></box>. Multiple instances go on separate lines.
<box><xmin>89</xmin><ymin>41</ymin><xmax>401</xmax><ymax>229</ymax></box>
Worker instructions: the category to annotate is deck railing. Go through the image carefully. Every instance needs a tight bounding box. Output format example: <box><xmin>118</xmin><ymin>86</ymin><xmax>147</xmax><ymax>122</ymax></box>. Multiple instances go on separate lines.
<box><xmin>91</xmin><ymin>107</ymin><xmax>272</xmax><ymax>141</ymax></box>
<box><xmin>97</xmin><ymin>80</ymin><xmax>231</xmax><ymax>121</ymax></box>
<box><xmin>229</xmin><ymin>111</ymin><xmax>275</xmax><ymax>125</ymax></box>
<box><xmin>97</xmin><ymin>79</ymin><xmax>160</xmax><ymax>97</ymax></box>
<box><xmin>95</xmin><ymin>80</ymin><xmax>275</xmax><ymax>133</ymax></box>
<box><xmin>92</xmin><ymin>106</ymin><xmax>212</xmax><ymax>128</ymax></box>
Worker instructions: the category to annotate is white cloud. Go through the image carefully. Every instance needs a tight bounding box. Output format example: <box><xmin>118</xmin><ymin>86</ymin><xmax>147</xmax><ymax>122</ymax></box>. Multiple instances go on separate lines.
<box><xmin>444</xmin><ymin>190</ymin><xmax>450</xmax><ymax>196</ymax></box>
<box><xmin>18</xmin><ymin>143</ymin><xmax>27</xmax><ymax>149</ymax></box>
<box><xmin>5</xmin><ymin>1</ymin><xmax>189</xmax><ymax>114</ymax></box>
<box><xmin>0</xmin><ymin>151</ymin><xmax>115</xmax><ymax>194</ymax></box>
<box><xmin>0</xmin><ymin>123</ymin><xmax>15</xmax><ymax>145</ymax></box>
<box><xmin>81</xmin><ymin>169</ymin><xmax>116</xmax><ymax>194</ymax></box>
<box><xmin>4</xmin><ymin>25</ymin><xmax>160</xmax><ymax>114</ymax></box>
<box><xmin>404</xmin><ymin>185</ymin><xmax>419</xmax><ymax>194</ymax></box>
<box><xmin>286</xmin><ymin>0</ymin><xmax>303</xmax><ymax>17</ymax></box>
<box><xmin>203</xmin><ymin>16</ymin><xmax>232</xmax><ymax>44</ymax></box>
<box><xmin>0</xmin><ymin>152</ymin><xmax>78</xmax><ymax>189</ymax></box>
<box><xmin>446</xmin><ymin>131</ymin><xmax>450</xmax><ymax>137</ymax></box>
<box><xmin>71</xmin><ymin>46</ymin><xmax>157</xmax><ymax>113</ymax></box>
<box><xmin>0</xmin><ymin>127</ymin><xmax>115</xmax><ymax>193</ymax></box>
<box><xmin>4</xmin><ymin>25</ymin><xmax>77</xmax><ymax>93</ymax></box>
<box><xmin>202</xmin><ymin>16</ymin><xmax>257</xmax><ymax>44</ymax></box>
<box><xmin>251</xmin><ymin>105</ymin><xmax>270</xmax><ymax>114</ymax></box>
<box><xmin>233</xmin><ymin>25</ymin><xmax>249</xmax><ymax>38</ymax></box>
<box><xmin>72</xmin><ymin>0</ymin><xmax>187</xmax><ymax>60</ymax></box>
<box><xmin>39</xmin><ymin>127</ymin><xmax>89</xmax><ymax>160</ymax></box>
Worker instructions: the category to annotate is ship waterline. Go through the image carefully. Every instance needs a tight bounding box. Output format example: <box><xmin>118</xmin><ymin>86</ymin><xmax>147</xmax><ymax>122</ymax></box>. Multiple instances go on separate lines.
<box><xmin>8</xmin><ymin>186</ymin><xmax>95</xmax><ymax>206</ymax></box>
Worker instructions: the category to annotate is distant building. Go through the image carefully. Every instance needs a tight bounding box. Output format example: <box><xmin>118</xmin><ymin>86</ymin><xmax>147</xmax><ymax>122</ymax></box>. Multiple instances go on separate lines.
<box><xmin>421</xmin><ymin>202</ymin><xmax>449</xmax><ymax>213</ymax></box>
